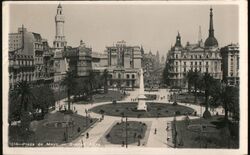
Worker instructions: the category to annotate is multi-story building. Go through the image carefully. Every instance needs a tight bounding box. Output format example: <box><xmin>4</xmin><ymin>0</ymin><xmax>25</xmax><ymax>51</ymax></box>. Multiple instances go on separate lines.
<box><xmin>9</xmin><ymin>52</ymin><xmax>35</xmax><ymax>90</ymax></box>
<box><xmin>220</xmin><ymin>43</ymin><xmax>239</xmax><ymax>86</ymax></box>
<box><xmin>9</xmin><ymin>25</ymin><xmax>50</xmax><ymax>87</ymax></box>
<box><xmin>42</xmin><ymin>39</ymin><xmax>54</xmax><ymax>85</ymax></box>
<box><xmin>166</xmin><ymin>8</ymin><xmax>222</xmax><ymax>87</ymax></box>
<box><xmin>105</xmin><ymin>40</ymin><xmax>142</xmax><ymax>88</ymax></box>
<box><xmin>64</xmin><ymin>40</ymin><xmax>92</xmax><ymax>77</ymax></box>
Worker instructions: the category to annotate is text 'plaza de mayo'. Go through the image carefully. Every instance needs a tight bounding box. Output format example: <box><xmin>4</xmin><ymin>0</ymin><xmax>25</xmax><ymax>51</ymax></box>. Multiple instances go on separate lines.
<box><xmin>8</xmin><ymin>4</ymin><xmax>239</xmax><ymax>91</ymax></box>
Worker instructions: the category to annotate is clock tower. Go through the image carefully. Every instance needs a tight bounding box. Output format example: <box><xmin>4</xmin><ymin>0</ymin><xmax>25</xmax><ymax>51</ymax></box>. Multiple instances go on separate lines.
<box><xmin>53</xmin><ymin>4</ymin><xmax>67</xmax><ymax>49</ymax></box>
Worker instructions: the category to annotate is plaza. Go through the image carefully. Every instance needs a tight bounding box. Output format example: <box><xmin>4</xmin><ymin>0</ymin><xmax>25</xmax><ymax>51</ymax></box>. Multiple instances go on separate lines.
<box><xmin>6</xmin><ymin>3</ymin><xmax>242</xmax><ymax>150</ymax></box>
<box><xmin>53</xmin><ymin>88</ymin><xmax>225</xmax><ymax>148</ymax></box>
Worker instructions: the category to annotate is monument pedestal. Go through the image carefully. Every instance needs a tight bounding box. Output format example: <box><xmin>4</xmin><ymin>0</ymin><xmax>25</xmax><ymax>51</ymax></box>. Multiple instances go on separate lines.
<box><xmin>137</xmin><ymin>94</ymin><xmax>147</xmax><ymax>111</ymax></box>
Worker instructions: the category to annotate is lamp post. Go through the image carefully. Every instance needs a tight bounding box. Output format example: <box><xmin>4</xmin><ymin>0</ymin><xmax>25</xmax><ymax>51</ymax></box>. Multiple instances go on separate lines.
<box><xmin>125</xmin><ymin>116</ymin><xmax>128</xmax><ymax>148</ymax></box>
<box><xmin>85</xmin><ymin>109</ymin><xmax>88</xmax><ymax>128</ymax></box>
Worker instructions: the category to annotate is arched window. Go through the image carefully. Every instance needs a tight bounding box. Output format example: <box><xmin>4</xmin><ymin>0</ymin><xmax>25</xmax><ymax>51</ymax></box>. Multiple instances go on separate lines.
<box><xmin>132</xmin><ymin>74</ymin><xmax>135</xmax><ymax>79</ymax></box>
<box><xmin>126</xmin><ymin>74</ymin><xmax>130</xmax><ymax>79</ymax></box>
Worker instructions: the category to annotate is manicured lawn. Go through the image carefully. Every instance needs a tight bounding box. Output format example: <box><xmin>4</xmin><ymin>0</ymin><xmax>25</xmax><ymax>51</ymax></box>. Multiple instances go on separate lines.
<box><xmin>9</xmin><ymin>112</ymin><xmax>98</xmax><ymax>146</ymax></box>
<box><xmin>90</xmin><ymin>102</ymin><xmax>194</xmax><ymax>118</ymax></box>
<box><xmin>172</xmin><ymin>116</ymin><xmax>239</xmax><ymax>148</ymax></box>
<box><xmin>74</xmin><ymin>90</ymin><xmax>126</xmax><ymax>104</ymax></box>
<box><xmin>106</xmin><ymin>121</ymin><xmax>147</xmax><ymax>144</ymax></box>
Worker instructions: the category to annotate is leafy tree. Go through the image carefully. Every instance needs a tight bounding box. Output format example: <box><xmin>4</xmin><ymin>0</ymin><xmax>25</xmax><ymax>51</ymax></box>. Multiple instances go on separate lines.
<box><xmin>162</xmin><ymin>61</ymin><xmax>171</xmax><ymax>86</ymax></box>
<box><xmin>186</xmin><ymin>69</ymin><xmax>202</xmax><ymax>103</ymax></box>
<box><xmin>32</xmin><ymin>85</ymin><xmax>55</xmax><ymax>118</ymax></box>
<box><xmin>61</xmin><ymin>71</ymin><xmax>76</xmax><ymax>111</ymax></box>
<box><xmin>211</xmin><ymin>83</ymin><xmax>239</xmax><ymax>120</ymax></box>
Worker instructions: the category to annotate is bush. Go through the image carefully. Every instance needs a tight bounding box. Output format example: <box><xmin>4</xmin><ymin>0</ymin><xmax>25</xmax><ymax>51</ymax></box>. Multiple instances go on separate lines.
<box><xmin>175</xmin><ymin>111</ymin><xmax>181</xmax><ymax>115</ymax></box>
<box><xmin>99</xmin><ymin>109</ymin><xmax>105</xmax><ymax>114</ymax></box>
<box><xmin>77</xmin><ymin>127</ymin><xmax>81</xmax><ymax>132</ymax></box>
<box><xmin>173</xmin><ymin>101</ymin><xmax>178</xmax><ymax>106</ymax></box>
<box><xmin>106</xmin><ymin>133</ymin><xmax>110</xmax><ymax>138</ymax></box>
<box><xmin>137</xmin><ymin>114</ymin><xmax>141</xmax><ymax>118</ymax></box>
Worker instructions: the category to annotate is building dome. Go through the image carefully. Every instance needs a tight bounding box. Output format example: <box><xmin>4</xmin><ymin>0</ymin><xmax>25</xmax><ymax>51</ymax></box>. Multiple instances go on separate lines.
<box><xmin>205</xmin><ymin>36</ymin><xmax>218</xmax><ymax>47</ymax></box>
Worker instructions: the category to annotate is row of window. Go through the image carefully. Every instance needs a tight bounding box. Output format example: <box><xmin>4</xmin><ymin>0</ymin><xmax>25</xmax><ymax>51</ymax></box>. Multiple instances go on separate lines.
<box><xmin>174</xmin><ymin>53</ymin><xmax>221</xmax><ymax>59</ymax></box>
<box><xmin>175</xmin><ymin>61</ymin><xmax>217</xmax><ymax>66</ymax></box>
<box><xmin>10</xmin><ymin>60</ymin><xmax>34</xmax><ymax>66</ymax></box>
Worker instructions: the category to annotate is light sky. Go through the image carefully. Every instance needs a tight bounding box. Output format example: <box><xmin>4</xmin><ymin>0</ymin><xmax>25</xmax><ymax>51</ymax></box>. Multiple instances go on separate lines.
<box><xmin>8</xmin><ymin>3</ymin><xmax>239</xmax><ymax>57</ymax></box>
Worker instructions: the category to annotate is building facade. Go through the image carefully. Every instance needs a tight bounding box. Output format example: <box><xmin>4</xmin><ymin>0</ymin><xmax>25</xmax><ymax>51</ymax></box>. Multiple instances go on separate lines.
<box><xmin>105</xmin><ymin>40</ymin><xmax>142</xmax><ymax>88</ymax></box>
<box><xmin>166</xmin><ymin>8</ymin><xmax>222</xmax><ymax>88</ymax></box>
<box><xmin>8</xmin><ymin>26</ymin><xmax>51</xmax><ymax>88</ymax></box>
<box><xmin>220</xmin><ymin>43</ymin><xmax>239</xmax><ymax>86</ymax></box>
<box><xmin>9</xmin><ymin>52</ymin><xmax>35</xmax><ymax>90</ymax></box>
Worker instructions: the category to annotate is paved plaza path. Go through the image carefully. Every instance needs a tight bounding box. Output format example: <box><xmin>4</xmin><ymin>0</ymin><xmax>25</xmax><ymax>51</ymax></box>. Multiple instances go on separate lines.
<box><xmin>55</xmin><ymin>89</ymin><xmax>224</xmax><ymax>148</ymax></box>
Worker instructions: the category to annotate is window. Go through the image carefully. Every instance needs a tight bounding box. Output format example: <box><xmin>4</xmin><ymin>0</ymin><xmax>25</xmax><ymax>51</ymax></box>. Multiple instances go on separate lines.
<box><xmin>118</xmin><ymin>73</ymin><xmax>121</xmax><ymax>79</ymax></box>
<box><xmin>195</xmin><ymin>55</ymin><xmax>198</xmax><ymax>59</ymax></box>
<box><xmin>195</xmin><ymin>62</ymin><xmax>197</xmax><ymax>65</ymax></box>
<box><xmin>206</xmin><ymin>62</ymin><xmax>208</xmax><ymax>65</ymax></box>
<box><xmin>199</xmin><ymin>68</ymin><xmax>202</xmax><ymax>71</ymax></box>
<box><xmin>184</xmin><ymin>62</ymin><xmax>186</xmax><ymax>65</ymax></box>
<box><xmin>199</xmin><ymin>62</ymin><xmax>202</xmax><ymax>65</ymax></box>
<box><xmin>176</xmin><ymin>62</ymin><xmax>178</xmax><ymax>65</ymax></box>
<box><xmin>191</xmin><ymin>62</ymin><xmax>193</xmax><ymax>65</ymax></box>
<box><xmin>191</xmin><ymin>55</ymin><xmax>193</xmax><ymax>59</ymax></box>
<box><xmin>206</xmin><ymin>67</ymin><xmax>208</xmax><ymax>72</ymax></box>
<box><xmin>200</xmin><ymin>55</ymin><xmax>202</xmax><ymax>59</ymax></box>
<box><xmin>184</xmin><ymin>67</ymin><xmax>186</xmax><ymax>72</ymax></box>
<box><xmin>126</xmin><ymin>74</ymin><xmax>130</xmax><ymax>79</ymax></box>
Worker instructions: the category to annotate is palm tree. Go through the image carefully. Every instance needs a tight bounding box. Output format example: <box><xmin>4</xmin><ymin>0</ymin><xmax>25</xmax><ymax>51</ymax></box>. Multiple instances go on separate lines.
<box><xmin>103</xmin><ymin>69</ymin><xmax>109</xmax><ymax>94</ymax></box>
<box><xmin>9</xmin><ymin>81</ymin><xmax>35</xmax><ymax>127</ymax></box>
<box><xmin>186</xmin><ymin>70</ymin><xmax>194</xmax><ymax>94</ymax></box>
<box><xmin>61</xmin><ymin>71</ymin><xmax>76</xmax><ymax>111</ymax></box>
<box><xmin>202</xmin><ymin>73</ymin><xmax>214</xmax><ymax>119</ymax></box>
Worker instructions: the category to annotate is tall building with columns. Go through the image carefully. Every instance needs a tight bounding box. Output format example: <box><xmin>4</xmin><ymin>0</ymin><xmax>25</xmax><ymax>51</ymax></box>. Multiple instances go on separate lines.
<box><xmin>166</xmin><ymin>8</ymin><xmax>222</xmax><ymax>87</ymax></box>
<box><xmin>53</xmin><ymin>4</ymin><xmax>67</xmax><ymax>50</ymax></box>
<box><xmin>220</xmin><ymin>43</ymin><xmax>239</xmax><ymax>86</ymax></box>
<box><xmin>105</xmin><ymin>40</ymin><xmax>142</xmax><ymax>89</ymax></box>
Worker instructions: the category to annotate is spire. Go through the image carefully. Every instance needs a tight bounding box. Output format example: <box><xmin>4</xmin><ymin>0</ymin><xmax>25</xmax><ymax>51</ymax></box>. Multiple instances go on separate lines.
<box><xmin>58</xmin><ymin>3</ymin><xmax>62</xmax><ymax>8</ymax></box>
<box><xmin>209</xmin><ymin>7</ymin><xmax>214</xmax><ymax>37</ymax></box>
<box><xmin>198</xmin><ymin>25</ymin><xmax>202</xmax><ymax>43</ymax></box>
<box><xmin>140</xmin><ymin>45</ymin><xmax>144</xmax><ymax>55</ymax></box>
<box><xmin>204</xmin><ymin>7</ymin><xmax>218</xmax><ymax>47</ymax></box>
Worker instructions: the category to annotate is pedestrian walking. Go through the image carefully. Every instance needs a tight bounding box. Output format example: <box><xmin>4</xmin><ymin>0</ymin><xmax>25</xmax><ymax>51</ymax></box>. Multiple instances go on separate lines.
<box><xmin>86</xmin><ymin>132</ymin><xmax>89</xmax><ymax>139</ymax></box>
<box><xmin>154</xmin><ymin>128</ymin><xmax>157</xmax><ymax>134</ymax></box>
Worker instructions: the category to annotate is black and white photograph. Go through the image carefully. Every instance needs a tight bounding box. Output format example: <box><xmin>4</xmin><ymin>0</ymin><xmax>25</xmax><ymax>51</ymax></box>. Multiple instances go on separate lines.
<box><xmin>2</xmin><ymin>1</ymin><xmax>248</xmax><ymax>155</ymax></box>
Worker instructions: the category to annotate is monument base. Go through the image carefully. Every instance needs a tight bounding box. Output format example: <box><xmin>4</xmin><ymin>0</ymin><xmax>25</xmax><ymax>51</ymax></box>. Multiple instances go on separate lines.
<box><xmin>137</xmin><ymin>99</ymin><xmax>147</xmax><ymax>111</ymax></box>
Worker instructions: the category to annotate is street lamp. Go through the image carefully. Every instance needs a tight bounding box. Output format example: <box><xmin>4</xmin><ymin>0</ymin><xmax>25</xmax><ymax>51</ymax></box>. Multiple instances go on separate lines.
<box><xmin>85</xmin><ymin>109</ymin><xmax>88</xmax><ymax>128</ymax></box>
<box><xmin>125</xmin><ymin>116</ymin><xmax>128</xmax><ymax>148</ymax></box>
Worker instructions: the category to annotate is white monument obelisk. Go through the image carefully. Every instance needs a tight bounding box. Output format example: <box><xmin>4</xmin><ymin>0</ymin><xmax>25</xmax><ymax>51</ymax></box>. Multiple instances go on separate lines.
<box><xmin>137</xmin><ymin>69</ymin><xmax>147</xmax><ymax>111</ymax></box>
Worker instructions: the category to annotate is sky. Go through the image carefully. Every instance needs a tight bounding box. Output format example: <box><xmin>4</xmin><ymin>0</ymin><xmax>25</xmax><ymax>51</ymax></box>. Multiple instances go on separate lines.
<box><xmin>7</xmin><ymin>3</ymin><xmax>239</xmax><ymax>58</ymax></box>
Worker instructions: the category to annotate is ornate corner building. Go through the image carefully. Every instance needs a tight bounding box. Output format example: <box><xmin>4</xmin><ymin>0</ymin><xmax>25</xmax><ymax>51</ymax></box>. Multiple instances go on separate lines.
<box><xmin>166</xmin><ymin>8</ymin><xmax>223</xmax><ymax>88</ymax></box>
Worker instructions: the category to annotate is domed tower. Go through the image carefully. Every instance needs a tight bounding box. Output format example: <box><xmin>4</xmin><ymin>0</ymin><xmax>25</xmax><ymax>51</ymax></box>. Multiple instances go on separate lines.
<box><xmin>53</xmin><ymin>4</ymin><xmax>67</xmax><ymax>49</ymax></box>
<box><xmin>204</xmin><ymin>7</ymin><xmax>218</xmax><ymax>48</ymax></box>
